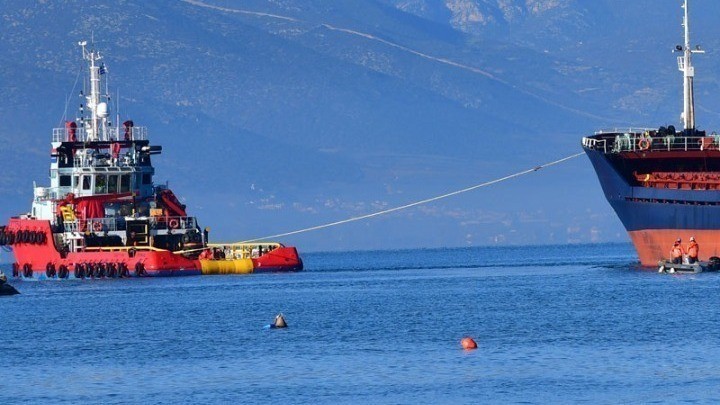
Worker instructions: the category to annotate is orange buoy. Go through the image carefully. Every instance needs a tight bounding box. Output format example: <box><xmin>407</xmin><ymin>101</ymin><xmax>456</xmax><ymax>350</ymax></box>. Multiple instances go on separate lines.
<box><xmin>460</xmin><ymin>337</ymin><xmax>477</xmax><ymax>350</ymax></box>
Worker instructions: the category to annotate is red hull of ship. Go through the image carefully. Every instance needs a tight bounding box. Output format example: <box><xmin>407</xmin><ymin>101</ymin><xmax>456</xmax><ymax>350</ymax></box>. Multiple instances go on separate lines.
<box><xmin>628</xmin><ymin>229</ymin><xmax>720</xmax><ymax>266</ymax></box>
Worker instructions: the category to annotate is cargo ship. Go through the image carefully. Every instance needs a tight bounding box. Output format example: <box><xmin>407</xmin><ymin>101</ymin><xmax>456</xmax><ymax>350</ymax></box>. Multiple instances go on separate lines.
<box><xmin>0</xmin><ymin>40</ymin><xmax>303</xmax><ymax>279</ymax></box>
<box><xmin>582</xmin><ymin>0</ymin><xmax>720</xmax><ymax>266</ymax></box>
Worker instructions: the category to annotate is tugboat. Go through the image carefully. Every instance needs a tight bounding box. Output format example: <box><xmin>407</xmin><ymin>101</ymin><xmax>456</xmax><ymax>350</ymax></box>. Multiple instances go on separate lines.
<box><xmin>582</xmin><ymin>0</ymin><xmax>720</xmax><ymax>267</ymax></box>
<box><xmin>0</xmin><ymin>40</ymin><xmax>303</xmax><ymax>279</ymax></box>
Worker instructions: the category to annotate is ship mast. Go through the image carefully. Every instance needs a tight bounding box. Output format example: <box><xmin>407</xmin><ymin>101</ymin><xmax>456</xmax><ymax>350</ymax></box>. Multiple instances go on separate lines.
<box><xmin>677</xmin><ymin>0</ymin><xmax>704</xmax><ymax>131</ymax></box>
<box><xmin>79</xmin><ymin>40</ymin><xmax>110</xmax><ymax>141</ymax></box>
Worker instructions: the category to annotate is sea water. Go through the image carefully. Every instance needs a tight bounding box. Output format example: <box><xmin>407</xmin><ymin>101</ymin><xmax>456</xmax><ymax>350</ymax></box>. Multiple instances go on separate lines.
<box><xmin>2</xmin><ymin>243</ymin><xmax>720</xmax><ymax>403</ymax></box>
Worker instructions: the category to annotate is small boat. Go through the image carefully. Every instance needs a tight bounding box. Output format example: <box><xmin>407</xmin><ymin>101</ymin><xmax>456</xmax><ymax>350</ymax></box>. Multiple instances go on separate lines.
<box><xmin>658</xmin><ymin>260</ymin><xmax>704</xmax><ymax>274</ymax></box>
<box><xmin>657</xmin><ymin>256</ymin><xmax>720</xmax><ymax>274</ymax></box>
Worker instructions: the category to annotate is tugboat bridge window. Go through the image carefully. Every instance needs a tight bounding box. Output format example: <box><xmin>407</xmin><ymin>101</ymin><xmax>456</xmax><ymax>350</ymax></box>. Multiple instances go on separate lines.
<box><xmin>120</xmin><ymin>174</ymin><xmax>130</xmax><ymax>193</ymax></box>
<box><xmin>108</xmin><ymin>175</ymin><xmax>118</xmax><ymax>193</ymax></box>
<box><xmin>95</xmin><ymin>174</ymin><xmax>107</xmax><ymax>194</ymax></box>
<box><xmin>59</xmin><ymin>175</ymin><xmax>71</xmax><ymax>187</ymax></box>
<box><xmin>82</xmin><ymin>175</ymin><xmax>91</xmax><ymax>190</ymax></box>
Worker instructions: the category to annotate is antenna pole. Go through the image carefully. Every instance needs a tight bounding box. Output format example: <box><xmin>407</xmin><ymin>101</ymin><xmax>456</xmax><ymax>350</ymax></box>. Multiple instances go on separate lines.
<box><xmin>682</xmin><ymin>0</ymin><xmax>694</xmax><ymax>130</ymax></box>
<box><xmin>678</xmin><ymin>0</ymin><xmax>705</xmax><ymax>131</ymax></box>
<box><xmin>78</xmin><ymin>39</ymin><xmax>115</xmax><ymax>142</ymax></box>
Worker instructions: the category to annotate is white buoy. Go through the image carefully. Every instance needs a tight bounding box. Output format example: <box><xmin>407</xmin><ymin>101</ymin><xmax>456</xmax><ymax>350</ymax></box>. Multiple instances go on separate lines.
<box><xmin>273</xmin><ymin>313</ymin><xmax>287</xmax><ymax>328</ymax></box>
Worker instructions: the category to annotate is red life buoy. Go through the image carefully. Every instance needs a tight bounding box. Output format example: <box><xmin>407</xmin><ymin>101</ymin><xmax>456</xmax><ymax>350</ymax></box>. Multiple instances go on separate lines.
<box><xmin>168</xmin><ymin>218</ymin><xmax>180</xmax><ymax>229</ymax></box>
<box><xmin>93</xmin><ymin>222</ymin><xmax>103</xmax><ymax>232</ymax></box>
<box><xmin>638</xmin><ymin>138</ymin><xmax>651</xmax><ymax>150</ymax></box>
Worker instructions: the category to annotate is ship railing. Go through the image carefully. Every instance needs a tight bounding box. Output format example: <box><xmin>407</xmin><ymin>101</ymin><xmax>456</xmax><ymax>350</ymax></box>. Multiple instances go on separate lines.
<box><xmin>206</xmin><ymin>242</ymin><xmax>283</xmax><ymax>260</ymax></box>
<box><xmin>84</xmin><ymin>245</ymin><xmax>167</xmax><ymax>252</ymax></box>
<box><xmin>150</xmin><ymin>216</ymin><xmax>197</xmax><ymax>231</ymax></box>
<box><xmin>52</xmin><ymin>126</ymin><xmax>147</xmax><ymax>142</ymax></box>
<box><xmin>34</xmin><ymin>187</ymin><xmax>63</xmax><ymax>202</ymax></box>
<box><xmin>63</xmin><ymin>217</ymin><xmax>119</xmax><ymax>233</ymax></box>
<box><xmin>581</xmin><ymin>137</ymin><xmax>607</xmax><ymax>153</ymax></box>
<box><xmin>594</xmin><ymin>127</ymin><xmax>656</xmax><ymax>135</ymax></box>
<box><xmin>73</xmin><ymin>153</ymin><xmax>136</xmax><ymax>168</ymax></box>
<box><xmin>585</xmin><ymin>132</ymin><xmax>720</xmax><ymax>154</ymax></box>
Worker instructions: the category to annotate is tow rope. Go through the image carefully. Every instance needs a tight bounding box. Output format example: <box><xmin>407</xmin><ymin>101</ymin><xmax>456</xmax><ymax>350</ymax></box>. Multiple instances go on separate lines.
<box><xmin>239</xmin><ymin>152</ymin><xmax>585</xmax><ymax>243</ymax></box>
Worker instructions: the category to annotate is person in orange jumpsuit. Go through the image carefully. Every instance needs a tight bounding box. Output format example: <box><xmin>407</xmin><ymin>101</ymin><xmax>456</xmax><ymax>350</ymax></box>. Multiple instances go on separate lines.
<box><xmin>686</xmin><ymin>236</ymin><xmax>700</xmax><ymax>264</ymax></box>
<box><xmin>670</xmin><ymin>238</ymin><xmax>685</xmax><ymax>264</ymax></box>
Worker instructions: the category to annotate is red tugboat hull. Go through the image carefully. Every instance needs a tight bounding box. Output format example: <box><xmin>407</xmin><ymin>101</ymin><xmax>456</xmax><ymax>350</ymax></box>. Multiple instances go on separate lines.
<box><xmin>252</xmin><ymin>246</ymin><xmax>304</xmax><ymax>273</ymax></box>
<box><xmin>6</xmin><ymin>219</ymin><xmax>302</xmax><ymax>278</ymax></box>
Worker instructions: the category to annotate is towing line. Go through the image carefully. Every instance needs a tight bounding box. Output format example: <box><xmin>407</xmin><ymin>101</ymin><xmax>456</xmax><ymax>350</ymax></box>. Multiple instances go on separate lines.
<box><xmin>238</xmin><ymin>152</ymin><xmax>585</xmax><ymax>243</ymax></box>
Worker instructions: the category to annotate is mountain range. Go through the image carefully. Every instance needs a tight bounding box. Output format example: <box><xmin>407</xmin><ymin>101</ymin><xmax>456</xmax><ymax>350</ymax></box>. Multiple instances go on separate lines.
<box><xmin>2</xmin><ymin>0</ymin><xmax>720</xmax><ymax>251</ymax></box>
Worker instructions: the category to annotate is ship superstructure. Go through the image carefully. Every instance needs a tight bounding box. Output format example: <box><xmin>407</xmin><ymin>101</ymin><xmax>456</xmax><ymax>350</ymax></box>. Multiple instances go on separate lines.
<box><xmin>582</xmin><ymin>0</ymin><xmax>720</xmax><ymax>266</ymax></box>
<box><xmin>35</xmin><ymin>41</ymin><xmax>196</xmax><ymax>254</ymax></box>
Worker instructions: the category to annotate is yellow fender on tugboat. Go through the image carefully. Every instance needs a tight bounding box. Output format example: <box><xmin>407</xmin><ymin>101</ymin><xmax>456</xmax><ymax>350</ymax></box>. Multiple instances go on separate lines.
<box><xmin>199</xmin><ymin>259</ymin><xmax>254</xmax><ymax>275</ymax></box>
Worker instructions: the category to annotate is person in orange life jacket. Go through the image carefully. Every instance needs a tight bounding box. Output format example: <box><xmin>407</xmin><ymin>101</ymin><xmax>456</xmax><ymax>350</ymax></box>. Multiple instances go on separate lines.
<box><xmin>670</xmin><ymin>238</ymin><xmax>685</xmax><ymax>264</ymax></box>
<box><xmin>687</xmin><ymin>236</ymin><xmax>699</xmax><ymax>264</ymax></box>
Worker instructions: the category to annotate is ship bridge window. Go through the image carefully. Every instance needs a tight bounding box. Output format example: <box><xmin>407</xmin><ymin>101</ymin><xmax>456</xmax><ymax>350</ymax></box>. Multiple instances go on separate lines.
<box><xmin>82</xmin><ymin>175</ymin><xmax>91</xmax><ymax>191</ymax></box>
<box><xmin>120</xmin><ymin>174</ymin><xmax>130</xmax><ymax>193</ymax></box>
<box><xmin>108</xmin><ymin>175</ymin><xmax>118</xmax><ymax>194</ymax></box>
<box><xmin>95</xmin><ymin>174</ymin><xmax>107</xmax><ymax>194</ymax></box>
<box><xmin>73</xmin><ymin>176</ymin><xmax>79</xmax><ymax>188</ymax></box>
<box><xmin>59</xmin><ymin>175</ymin><xmax>71</xmax><ymax>187</ymax></box>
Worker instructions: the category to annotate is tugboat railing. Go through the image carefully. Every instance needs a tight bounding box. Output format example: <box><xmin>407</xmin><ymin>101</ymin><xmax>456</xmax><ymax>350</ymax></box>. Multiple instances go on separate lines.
<box><xmin>63</xmin><ymin>217</ymin><xmax>118</xmax><ymax>233</ymax></box>
<box><xmin>52</xmin><ymin>126</ymin><xmax>147</xmax><ymax>142</ymax></box>
<box><xmin>62</xmin><ymin>216</ymin><xmax>196</xmax><ymax>233</ymax></box>
<box><xmin>150</xmin><ymin>216</ymin><xmax>197</xmax><ymax>230</ymax></box>
<box><xmin>85</xmin><ymin>245</ymin><xmax>167</xmax><ymax>252</ymax></box>
<box><xmin>582</xmin><ymin>137</ymin><xmax>607</xmax><ymax>153</ymax></box>
<box><xmin>207</xmin><ymin>242</ymin><xmax>283</xmax><ymax>259</ymax></box>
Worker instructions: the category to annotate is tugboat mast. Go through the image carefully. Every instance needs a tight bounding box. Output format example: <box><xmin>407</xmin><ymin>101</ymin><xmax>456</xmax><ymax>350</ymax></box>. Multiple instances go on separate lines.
<box><xmin>79</xmin><ymin>40</ymin><xmax>109</xmax><ymax>141</ymax></box>
<box><xmin>678</xmin><ymin>0</ymin><xmax>704</xmax><ymax>131</ymax></box>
